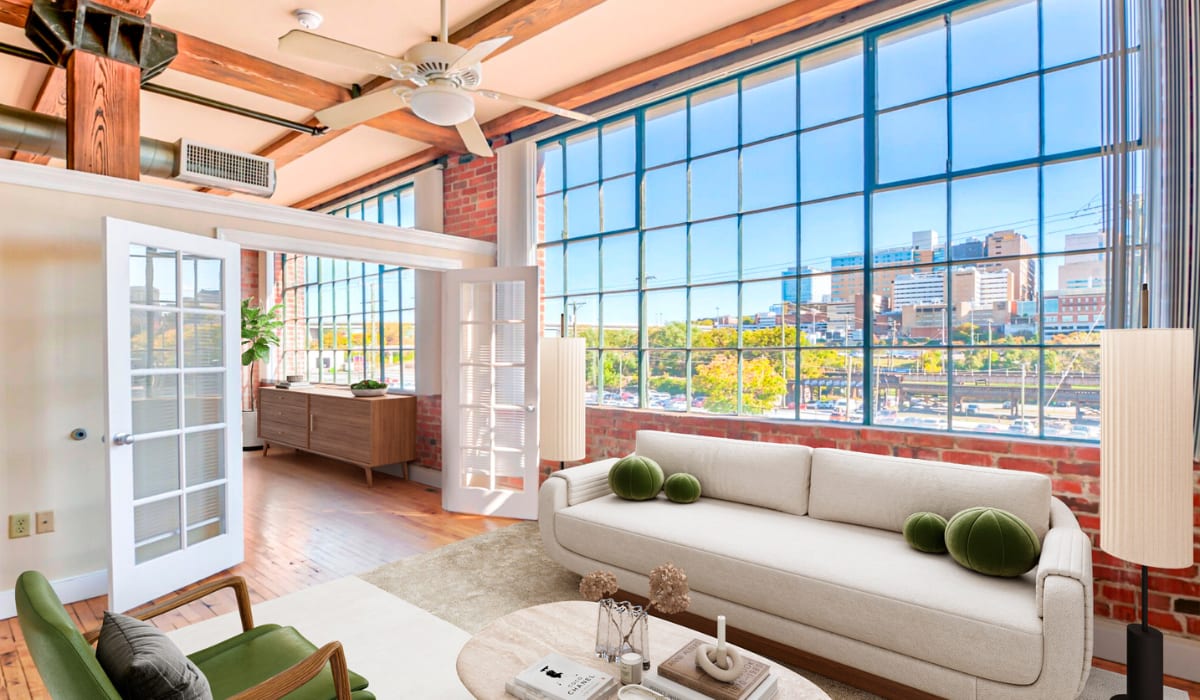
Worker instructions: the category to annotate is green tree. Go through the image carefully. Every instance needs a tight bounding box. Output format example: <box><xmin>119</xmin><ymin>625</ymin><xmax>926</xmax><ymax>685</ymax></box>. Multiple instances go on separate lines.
<box><xmin>692</xmin><ymin>353</ymin><xmax>786</xmax><ymax>415</ymax></box>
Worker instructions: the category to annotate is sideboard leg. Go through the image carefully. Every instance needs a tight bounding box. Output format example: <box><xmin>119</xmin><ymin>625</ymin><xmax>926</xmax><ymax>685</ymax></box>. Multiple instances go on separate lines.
<box><xmin>364</xmin><ymin>467</ymin><xmax>374</xmax><ymax>488</ymax></box>
<box><xmin>263</xmin><ymin>442</ymin><xmax>270</xmax><ymax>457</ymax></box>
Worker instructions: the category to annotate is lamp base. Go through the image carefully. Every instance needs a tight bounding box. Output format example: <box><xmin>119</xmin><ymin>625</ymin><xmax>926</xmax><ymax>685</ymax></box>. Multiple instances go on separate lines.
<box><xmin>1111</xmin><ymin>622</ymin><xmax>1163</xmax><ymax>700</ymax></box>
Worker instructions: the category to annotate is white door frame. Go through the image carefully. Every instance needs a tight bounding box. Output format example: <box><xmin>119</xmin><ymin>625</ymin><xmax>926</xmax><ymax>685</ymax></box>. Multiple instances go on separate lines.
<box><xmin>442</xmin><ymin>265</ymin><xmax>540</xmax><ymax>518</ymax></box>
<box><xmin>104</xmin><ymin>217</ymin><xmax>244</xmax><ymax>612</ymax></box>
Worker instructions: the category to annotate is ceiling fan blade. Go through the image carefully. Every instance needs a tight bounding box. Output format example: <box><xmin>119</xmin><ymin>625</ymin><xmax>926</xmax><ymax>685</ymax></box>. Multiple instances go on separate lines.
<box><xmin>279</xmin><ymin>30</ymin><xmax>407</xmax><ymax>79</ymax></box>
<box><xmin>449</xmin><ymin>36</ymin><xmax>512</xmax><ymax>72</ymax></box>
<box><xmin>471</xmin><ymin>89</ymin><xmax>595</xmax><ymax>123</ymax></box>
<box><xmin>316</xmin><ymin>88</ymin><xmax>410</xmax><ymax>130</ymax></box>
<box><xmin>455</xmin><ymin>119</ymin><xmax>494</xmax><ymax>158</ymax></box>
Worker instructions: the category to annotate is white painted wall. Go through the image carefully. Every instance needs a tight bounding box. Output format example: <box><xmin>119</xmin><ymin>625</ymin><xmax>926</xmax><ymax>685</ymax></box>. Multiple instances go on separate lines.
<box><xmin>0</xmin><ymin>162</ymin><xmax>493</xmax><ymax>611</ymax></box>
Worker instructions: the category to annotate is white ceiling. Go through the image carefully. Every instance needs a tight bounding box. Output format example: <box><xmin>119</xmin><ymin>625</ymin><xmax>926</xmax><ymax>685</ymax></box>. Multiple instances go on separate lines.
<box><xmin>0</xmin><ymin>0</ymin><xmax>795</xmax><ymax>207</ymax></box>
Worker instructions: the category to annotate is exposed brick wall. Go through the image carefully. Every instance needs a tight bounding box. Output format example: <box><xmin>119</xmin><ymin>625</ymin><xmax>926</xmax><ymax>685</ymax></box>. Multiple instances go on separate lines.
<box><xmin>584</xmin><ymin>406</ymin><xmax>1200</xmax><ymax>641</ymax></box>
<box><xmin>240</xmin><ymin>250</ymin><xmax>260</xmax><ymax>410</ymax></box>
<box><xmin>443</xmin><ymin>136</ymin><xmax>507</xmax><ymax>242</ymax></box>
<box><xmin>417</xmin><ymin>394</ymin><xmax>442</xmax><ymax>471</ymax></box>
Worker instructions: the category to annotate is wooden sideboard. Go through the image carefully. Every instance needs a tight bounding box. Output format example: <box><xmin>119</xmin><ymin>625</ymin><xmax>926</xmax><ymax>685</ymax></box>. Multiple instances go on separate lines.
<box><xmin>258</xmin><ymin>386</ymin><xmax>416</xmax><ymax>487</ymax></box>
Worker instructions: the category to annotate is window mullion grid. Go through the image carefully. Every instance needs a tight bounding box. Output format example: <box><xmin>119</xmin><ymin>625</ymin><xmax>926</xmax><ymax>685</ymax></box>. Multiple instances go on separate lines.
<box><xmin>734</xmin><ymin>75</ymin><xmax>744</xmax><ymax>416</ymax></box>
<box><xmin>942</xmin><ymin>11</ymin><xmax>955</xmax><ymax>434</ymax></box>
<box><xmin>792</xmin><ymin>57</ymin><xmax>804</xmax><ymax>420</ymax></box>
<box><xmin>1036</xmin><ymin>0</ymin><xmax>1047</xmax><ymax>439</ymax></box>
<box><xmin>636</xmin><ymin>112</ymin><xmax>647</xmax><ymax>409</ymax></box>
<box><xmin>862</xmin><ymin>32</ymin><xmax>879</xmax><ymax>427</ymax></box>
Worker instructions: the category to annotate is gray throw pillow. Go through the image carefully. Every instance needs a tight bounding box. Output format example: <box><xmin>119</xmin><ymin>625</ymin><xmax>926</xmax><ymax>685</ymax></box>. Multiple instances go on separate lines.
<box><xmin>95</xmin><ymin>612</ymin><xmax>213</xmax><ymax>700</ymax></box>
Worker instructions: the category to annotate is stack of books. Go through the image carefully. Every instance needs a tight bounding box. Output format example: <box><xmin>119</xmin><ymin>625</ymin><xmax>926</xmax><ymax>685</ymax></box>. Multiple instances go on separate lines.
<box><xmin>506</xmin><ymin>653</ymin><xmax>618</xmax><ymax>700</ymax></box>
<box><xmin>274</xmin><ymin>380</ymin><xmax>310</xmax><ymax>389</ymax></box>
<box><xmin>642</xmin><ymin>639</ymin><xmax>778</xmax><ymax>700</ymax></box>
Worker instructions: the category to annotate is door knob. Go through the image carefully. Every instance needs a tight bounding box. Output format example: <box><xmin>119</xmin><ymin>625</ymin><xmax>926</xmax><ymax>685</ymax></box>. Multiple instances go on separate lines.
<box><xmin>112</xmin><ymin>433</ymin><xmax>135</xmax><ymax>446</ymax></box>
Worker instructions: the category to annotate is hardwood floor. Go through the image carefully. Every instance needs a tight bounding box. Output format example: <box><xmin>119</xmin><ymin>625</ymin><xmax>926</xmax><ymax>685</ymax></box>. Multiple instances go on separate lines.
<box><xmin>0</xmin><ymin>449</ymin><xmax>1197</xmax><ymax>699</ymax></box>
<box><xmin>0</xmin><ymin>448</ymin><xmax>517</xmax><ymax>699</ymax></box>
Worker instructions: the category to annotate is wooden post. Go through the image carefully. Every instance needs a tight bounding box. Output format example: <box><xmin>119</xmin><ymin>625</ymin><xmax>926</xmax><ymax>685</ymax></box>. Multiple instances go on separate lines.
<box><xmin>65</xmin><ymin>50</ymin><xmax>141</xmax><ymax>180</ymax></box>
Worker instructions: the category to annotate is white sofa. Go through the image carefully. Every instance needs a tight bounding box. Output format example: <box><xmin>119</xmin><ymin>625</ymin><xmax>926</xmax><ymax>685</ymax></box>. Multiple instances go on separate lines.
<box><xmin>538</xmin><ymin>430</ymin><xmax>1094</xmax><ymax>699</ymax></box>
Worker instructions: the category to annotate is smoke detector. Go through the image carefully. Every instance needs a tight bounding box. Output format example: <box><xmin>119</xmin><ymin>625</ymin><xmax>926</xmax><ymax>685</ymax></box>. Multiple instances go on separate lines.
<box><xmin>293</xmin><ymin>9</ymin><xmax>323</xmax><ymax>30</ymax></box>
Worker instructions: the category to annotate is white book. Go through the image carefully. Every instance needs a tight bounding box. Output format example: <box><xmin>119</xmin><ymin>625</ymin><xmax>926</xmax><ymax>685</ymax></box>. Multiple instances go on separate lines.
<box><xmin>640</xmin><ymin>672</ymin><xmax>778</xmax><ymax>700</ymax></box>
<box><xmin>513</xmin><ymin>653</ymin><xmax>617</xmax><ymax>700</ymax></box>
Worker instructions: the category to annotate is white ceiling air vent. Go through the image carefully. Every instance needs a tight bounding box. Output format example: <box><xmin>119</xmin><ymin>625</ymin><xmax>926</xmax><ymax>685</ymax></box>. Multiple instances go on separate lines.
<box><xmin>173</xmin><ymin>139</ymin><xmax>276</xmax><ymax>197</ymax></box>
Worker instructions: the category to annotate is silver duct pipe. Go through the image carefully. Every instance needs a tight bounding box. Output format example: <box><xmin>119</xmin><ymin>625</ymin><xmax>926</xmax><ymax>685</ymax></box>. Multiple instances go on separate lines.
<box><xmin>0</xmin><ymin>103</ymin><xmax>178</xmax><ymax>179</ymax></box>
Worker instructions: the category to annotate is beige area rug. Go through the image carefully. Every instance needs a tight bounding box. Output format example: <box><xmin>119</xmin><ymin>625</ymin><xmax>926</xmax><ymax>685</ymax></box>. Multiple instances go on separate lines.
<box><xmin>360</xmin><ymin>522</ymin><xmax>1186</xmax><ymax>700</ymax></box>
<box><xmin>167</xmin><ymin>577</ymin><xmax>474</xmax><ymax>698</ymax></box>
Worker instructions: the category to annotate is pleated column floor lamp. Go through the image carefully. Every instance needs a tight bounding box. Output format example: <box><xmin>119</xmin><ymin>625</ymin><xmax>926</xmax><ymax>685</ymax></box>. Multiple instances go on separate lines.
<box><xmin>540</xmin><ymin>335</ymin><xmax>586</xmax><ymax>470</ymax></box>
<box><xmin>1100</xmin><ymin>327</ymin><xmax>1195</xmax><ymax>699</ymax></box>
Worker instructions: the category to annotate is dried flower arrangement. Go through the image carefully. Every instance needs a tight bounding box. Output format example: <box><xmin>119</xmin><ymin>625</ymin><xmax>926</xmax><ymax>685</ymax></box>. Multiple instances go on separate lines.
<box><xmin>580</xmin><ymin>563</ymin><xmax>691</xmax><ymax>616</ymax></box>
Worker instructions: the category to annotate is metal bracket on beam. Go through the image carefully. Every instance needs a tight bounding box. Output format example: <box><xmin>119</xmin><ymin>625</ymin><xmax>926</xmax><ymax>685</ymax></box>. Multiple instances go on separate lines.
<box><xmin>25</xmin><ymin>0</ymin><xmax>177</xmax><ymax>83</ymax></box>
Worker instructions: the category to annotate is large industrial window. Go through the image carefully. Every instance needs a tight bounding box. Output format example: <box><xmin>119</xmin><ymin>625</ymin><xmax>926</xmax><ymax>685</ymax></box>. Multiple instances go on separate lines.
<box><xmin>537</xmin><ymin>0</ymin><xmax>1115</xmax><ymax>441</ymax></box>
<box><xmin>279</xmin><ymin>184</ymin><xmax>418</xmax><ymax>389</ymax></box>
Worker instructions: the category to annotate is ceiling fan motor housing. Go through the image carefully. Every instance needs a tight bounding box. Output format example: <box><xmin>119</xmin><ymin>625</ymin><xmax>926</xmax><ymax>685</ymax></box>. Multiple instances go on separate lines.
<box><xmin>404</xmin><ymin>41</ymin><xmax>482</xmax><ymax>88</ymax></box>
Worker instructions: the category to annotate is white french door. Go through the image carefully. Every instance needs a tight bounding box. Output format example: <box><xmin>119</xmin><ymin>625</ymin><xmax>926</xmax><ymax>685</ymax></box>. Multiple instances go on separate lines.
<box><xmin>104</xmin><ymin>218</ymin><xmax>244</xmax><ymax>613</ymax></box>
<box><xmin>443</xmin><ymin>266</ymin><xmax>539</xmax><ymax>518</ymax></box>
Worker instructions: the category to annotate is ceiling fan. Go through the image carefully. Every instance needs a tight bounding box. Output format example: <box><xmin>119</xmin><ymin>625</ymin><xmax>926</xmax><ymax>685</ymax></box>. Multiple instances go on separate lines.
<box><xmin>278</xmin><ymin>0</ymin><xmax>596</xmax><ymax>158</ymax></box>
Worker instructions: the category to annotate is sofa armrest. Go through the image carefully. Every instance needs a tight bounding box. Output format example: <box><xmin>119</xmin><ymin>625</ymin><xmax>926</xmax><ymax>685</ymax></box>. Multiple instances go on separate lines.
<box><xmin>1036</xmin><ymin>498</ymin><xmax>1093</xmax><ymax>618</ymax></box>
<box><xmin>548</xmin><ymin>457</ymin><xmax>620</xmax><ymax>506</ymax></box>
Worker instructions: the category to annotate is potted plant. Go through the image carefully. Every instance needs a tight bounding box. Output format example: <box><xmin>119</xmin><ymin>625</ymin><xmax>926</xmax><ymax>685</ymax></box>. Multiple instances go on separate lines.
<box><xmin>241</xmin><ymin>298</ymin><xmax>283</xmax><ymax>449</ymax></box>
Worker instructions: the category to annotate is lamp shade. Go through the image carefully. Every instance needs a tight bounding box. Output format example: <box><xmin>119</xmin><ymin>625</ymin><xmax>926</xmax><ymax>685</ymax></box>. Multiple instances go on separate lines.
<box><xmin>1100</xmin><ymin>328</ymin><xmax>1195</xmax><ymax>569</ymax></box>
<box><xmin>540</xmin><ymin>337</ymin><xmax>586</xmax><ymax>462</ymax></box>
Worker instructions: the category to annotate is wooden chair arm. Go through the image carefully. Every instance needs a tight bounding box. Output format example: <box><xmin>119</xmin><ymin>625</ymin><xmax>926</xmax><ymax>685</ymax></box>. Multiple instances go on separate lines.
<box><xmin>83</xmin><ymin>576</ymin><xmax>254</xmax><ymax>643</ymax></box>
<box><xmin>226</xmin><ymin>641</ymin><xmax>353</xmax><ymax>700</ymax></box>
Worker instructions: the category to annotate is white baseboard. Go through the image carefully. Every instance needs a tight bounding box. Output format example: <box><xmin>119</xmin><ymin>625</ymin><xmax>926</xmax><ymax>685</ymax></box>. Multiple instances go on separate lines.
<box><xmin>373</xmin><ymin>463</ymin><xmax>442</xmax><ymax>489</ymax></box>
<box><xmin>1094</xmin><ymin>617</ymin><xmax>1200</xmax><ymax>682</ymax></box>
<box><xmin>406</xmin><ymin>464</ymin><xmax>442</xmax><ymax>489</ymax></box>
<box><xmin>0</xmin><ymin>569</ymin><xmax>107</xmax><ymax>620</ymax></box>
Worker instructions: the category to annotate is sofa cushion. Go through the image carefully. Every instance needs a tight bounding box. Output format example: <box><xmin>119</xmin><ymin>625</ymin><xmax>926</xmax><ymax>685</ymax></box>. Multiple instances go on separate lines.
<box><xmin>946</xmin><ymin>507</ymin><xmax>1042</xmax><ymax>577</ymax></box>
<box><xmin>633</xmin><ymin>431</ymin><xmax>813</xmax><ymax>515</ymax></box>
<box><xmin>807</xmin><ymin>448</ymin><xmax>1052</xmax><ymax>539</ymax></box>
<box><xmin>554</xmin><ymin>496</ymin><xmax>1043</xmax><ymax>685</ymax></box>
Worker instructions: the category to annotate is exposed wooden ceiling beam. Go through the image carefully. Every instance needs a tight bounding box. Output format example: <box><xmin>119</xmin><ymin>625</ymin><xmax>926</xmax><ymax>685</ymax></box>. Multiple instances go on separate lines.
<box><xmin>481</xmin><ymin>0</ymin><xmax>879</xmax><ymax>138</ymax></box>
<box><xmin>92</xmin><ymin>0</ymin><xmax>156</xmax><ymax>16</ymax></box>
<box><xmin>289</xmin><ymin>147</ymin><xmax>446</xmax><ymax>211</ymax></box>
<box><xmin>450</xmin><ymin>0</ymin><xmax>606</xmax><ymax>54</ymax></box>
<box><xmin>0</xmin><ymin>0</ymin><xmax>462</xmax><ymax>150</ymax></box>
<box><xmin>12</xmin><ymin>66</ymin><xmax>65</xmax><ymax>165</ymax></box>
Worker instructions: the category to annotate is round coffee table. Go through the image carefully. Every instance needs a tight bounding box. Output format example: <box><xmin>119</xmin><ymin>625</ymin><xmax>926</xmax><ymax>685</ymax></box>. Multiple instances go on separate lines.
<box><xmin>456</xmin><ymin>601</ymin><xmax>831</xmax><ymax>699</ymax></box>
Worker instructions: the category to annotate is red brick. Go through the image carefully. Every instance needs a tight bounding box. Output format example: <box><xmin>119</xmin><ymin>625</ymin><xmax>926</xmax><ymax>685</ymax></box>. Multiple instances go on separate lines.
<box><xmin>1055</xmin><ymin>460</ymin><xmax>1099</xmax><ymax>477</ymax></box>
<box><xmin>940</xmin><ymin>450</ymin><xmax>995</xmax><ymax>467</ymax></box>
<box><xmin>1010</xmin><ymin>441</ymin><xmax>1072</xmax><ymax>459</ymax></box>
<box><xmin>849</xmin><ymin>442</ymin><xmax>894</xmax><ymax>456</ymax></box>
<box><xmin>1148</xmin><ymin>611</ymin><xmax>1184</xmax><ymax>633</ymax></box>
<box><xmin>904</xmin><ymin>433</ymin><xmax>957</xmax><ymax>450</ymax></box>
<box><xmin>1052</xmin><ymin>478</ymin><xmax>1084</xmax><ymax>494</ymax></box>
<box><xmin>997</xmin><ymin>456</ymin><xmax>1054</xmax><ymax>474</ymax></box>
<box><xmin>950</xmin><ymin>436</ymin><xmax>1011</xmax><ymax>454</ymax></box>
<box><xmin>1073</xmin><ymin>445</ymin><xmax>1100</xmax><ymax>462</ymax></box>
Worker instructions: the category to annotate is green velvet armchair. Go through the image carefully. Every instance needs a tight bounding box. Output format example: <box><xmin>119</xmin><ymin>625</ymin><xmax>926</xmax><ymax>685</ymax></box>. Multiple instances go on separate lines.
<box><xmin>15</xmin><ymin>571</ymin><xmax>374</xmax><ymax>700</ymax></box>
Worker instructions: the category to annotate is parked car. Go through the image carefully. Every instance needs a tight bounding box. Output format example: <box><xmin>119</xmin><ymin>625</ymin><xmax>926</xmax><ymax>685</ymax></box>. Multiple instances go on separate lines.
<box><xmin>1008</xmin><ymin>419</ymin><xmax>1037</xmax><ymax>434</ymax></box>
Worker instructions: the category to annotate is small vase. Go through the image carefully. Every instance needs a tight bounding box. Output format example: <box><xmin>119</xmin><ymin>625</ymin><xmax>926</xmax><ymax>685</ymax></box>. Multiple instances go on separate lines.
<box><xmin>594</xmin><ymin>598</ymin><xmax>616</xmax><ymax>659</ymax></box>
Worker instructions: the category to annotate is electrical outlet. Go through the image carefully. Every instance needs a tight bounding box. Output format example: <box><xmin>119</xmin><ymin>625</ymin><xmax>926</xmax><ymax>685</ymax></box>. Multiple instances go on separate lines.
<box><xmin>35</xmin><ymin>510</ymin><xmax>54</xmax><ymax>534</ymax></box>
<box><xmin>8</xmin><ymin>513</ymin><xmax>31</xmax><ymax>538</ymax></box>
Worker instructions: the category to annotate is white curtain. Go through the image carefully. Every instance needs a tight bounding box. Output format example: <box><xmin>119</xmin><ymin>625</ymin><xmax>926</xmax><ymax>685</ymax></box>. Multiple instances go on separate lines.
<box><xmin>1103</xmin><ymin>0</ymin><xmax>1200</xmax><ymax>459</ymax></box>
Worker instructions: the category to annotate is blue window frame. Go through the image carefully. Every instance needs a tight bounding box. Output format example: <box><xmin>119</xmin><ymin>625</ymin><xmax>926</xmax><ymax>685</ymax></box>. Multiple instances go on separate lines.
<box><xmin>278</xmin><ymin>184</ymin><xmax>418</xmax><ymax>389</ymax></box>
<box><xmin>536</xmin><ymin>0</ymin><xmax>1122</xmax><ymax>441</ymax></box>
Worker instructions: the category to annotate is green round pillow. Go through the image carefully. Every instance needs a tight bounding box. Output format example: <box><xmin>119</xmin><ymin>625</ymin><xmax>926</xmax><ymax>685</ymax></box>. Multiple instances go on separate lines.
<box><xmin>608</xmin><ymin>456</ymin><xmax>665</xmax><ymax>501</ymax></box>
<box><xmin>903</xmin><ymin>512</ymin><xmax>948</xmax><ymax>554</ymax></box>
<box><xmin>663</xmin><ymin>473</ymin><xmax>702</xmax><ymax>504</ymax></box>
<box><xmin>945</xmin><ymin>507</ymin><xmax>1041</xmax><ymax>577</ymax></box>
